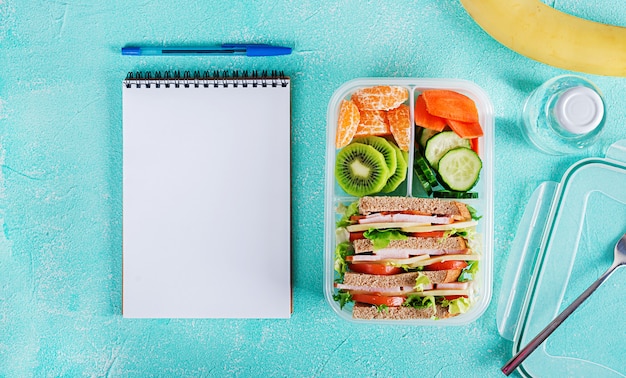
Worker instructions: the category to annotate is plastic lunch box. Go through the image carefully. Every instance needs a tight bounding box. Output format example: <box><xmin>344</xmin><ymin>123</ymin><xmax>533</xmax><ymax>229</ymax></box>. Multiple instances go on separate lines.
<box><xmin>323</xmin><ymin>78</ymin><xmax>494</xmax><ymax>325</ymax></box>
<box><xmin>497</xmin><ymin>140</ymin><xmax>626</xmax><ymax>377</ymax></box>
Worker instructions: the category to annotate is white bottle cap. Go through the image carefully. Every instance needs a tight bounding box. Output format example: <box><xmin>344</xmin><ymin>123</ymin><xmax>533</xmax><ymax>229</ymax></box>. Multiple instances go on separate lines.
<box><xmin>555</xmin><ymin>86</ymin><xmax>604</xmax><ymax>135</ymax></box>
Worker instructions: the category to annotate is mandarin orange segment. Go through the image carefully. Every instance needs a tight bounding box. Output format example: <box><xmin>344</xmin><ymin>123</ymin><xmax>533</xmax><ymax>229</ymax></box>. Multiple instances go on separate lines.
<box><xmin>335</xmin><ymin>99</ymin><xmax>361</xmax><ymax>148</ymax></box>
<box><xmin>351</xmin><ymin>86</ymin><xmax>409</xmax><ymax>111</ymax></box>
<box><xmin>354</xmin><ymin>110</ymin><xmax>390</xmax><ymax>137</ymax></box>
<box><xmin>387</xmin><ymin>104</ymin><xmax>411</xmax><ymax>151</ymax></box>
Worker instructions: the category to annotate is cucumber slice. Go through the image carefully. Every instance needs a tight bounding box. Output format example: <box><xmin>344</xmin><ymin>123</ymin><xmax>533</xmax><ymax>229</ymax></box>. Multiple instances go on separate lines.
<box><xmin>424</xmin><ymin>131</ymin><xmax>470</xmax><ymax>170</ymax></box>
<box><xmin>433</xmin><ymin>190</ymin><xmax>479</xmax><ymax>199</ymax></box>
<box><xmin>414</xmin><ymin>153</ymin><xmax>438</xmax><ymax>187</ymax></box>
<box><xmin>437</xmin><ymin>147</ymin><xmax>482</xmax><ymax>192</ymax></box>
<box><xmin>413</xmin><ymin>165</ymin><xmax>433</xmax><ymax>196</ymax></box>
<box><xmin>418</xmin><ymin>127</ymin><xmax>439</xmax><ymax>151</ymax></box>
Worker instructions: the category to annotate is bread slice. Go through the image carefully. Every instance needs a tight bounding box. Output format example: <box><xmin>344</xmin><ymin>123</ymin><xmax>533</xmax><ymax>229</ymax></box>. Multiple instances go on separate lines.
<box><xmin>352</xmin><ymin>302</ymin><xmax>456</xmax><ymax>320</ymax></box>
<box><xmin>358</xmin><ymin>196</ymin><xmax>471</xmax><ymax>221</ymax></box>
<box><xmin>428</xmin><ymin>269</ymin><xmax>463</xmax><ymax>283</ymax></box>
<box><xmin>353</xmin><ymin>302</ymin><xmax>435</xmax><ymax>320</ymax></box>
<box><xmin>343</xmin><ymin>271</ymin><xmax>421</xmax><ymax>288</ymax></box>
<box><xmin>343</xmin><ymin>270</ymin><xmax>462</xmax><ymax>287</ymax></box>
<box><xmin>352</xmin><ymin>236</ymin><xmax>467</xmax><ymax>254</ymax></box>
<box><xmin>435</xmin><ymin>304</ymin><xmax>457</xmax><ymax>319</ymax></box>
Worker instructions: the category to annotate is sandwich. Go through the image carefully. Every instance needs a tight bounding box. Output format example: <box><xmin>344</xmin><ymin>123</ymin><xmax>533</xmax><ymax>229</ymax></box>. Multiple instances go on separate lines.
<box><xmin>333</xmin><ymin>196</ymin><xmax>481</xmax><ymax>320</ymax></box>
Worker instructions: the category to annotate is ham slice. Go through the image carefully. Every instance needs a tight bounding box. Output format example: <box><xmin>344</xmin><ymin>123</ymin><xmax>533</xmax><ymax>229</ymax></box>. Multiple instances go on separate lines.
<box><xmin>435</xmin><ymin>282</ymin><xmax>469</xmax><ymax>290</ymax></box>
<box><xmin>358</xmin><ymin>213</ymin><xmax>454</xmax><ymax>225</ymax></box>
<box><xmin>351</xmin><ymin>247</ymin><xmax>468</xmax><ymax>261</ymax></box>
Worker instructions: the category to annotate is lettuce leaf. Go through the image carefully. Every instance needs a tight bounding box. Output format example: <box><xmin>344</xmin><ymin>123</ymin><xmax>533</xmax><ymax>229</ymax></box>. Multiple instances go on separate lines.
<box><xmin>334</xmin><ymin>242</ymin><xmax>354</xmax><ymax>280</ymax></box>
<box><xmin>335</xmin><ymin>227</ymin><xmax>350</xmax><ymax>244</ymax></box>
<box><xmin>458</xmin><ymin>260</ymin><xmax>478</xmax><ymax>282</ymax></box>
<box><xmin>389</xmin><ymin>262</ymin><xmax>424</xmax><ymax>272</ymax></box>
<box><xmin>376</xmin><ymin>304</ymin><xmax>389</xmax><ymax>313</ymax></box>
<box><xmin>403</xmin><ymin>294</ymin><xmax>435</xmax><ymax>309</ymax></box>
<box><xmin>333</xmin><ymin>291</ymin><xmax>352</xmax><ymax>309</ymax></box>
<box><xmin>443</xmin><ymin>226</ymin><xmax>476</xmax><ymax>240</ymax></box>
<box><xmin>413</xmin><ymin>273</ymin><xmax>431</xmax><ymax>291</ymax></box>
<box><xmin>336</xmin><ymin>200</ymin><xmax>360</xmax><ymax>228</ymax></box>
<box><xmin>363</xmin><ymin>228</ymin><xmax>408</xmax><ymax>250</ymax></box>
<box><xmin>466</xmin><ymin>204</ymin><xmax>482</xmax><ymax>221</ymax></box>
<box><xmin>441</xmin><ymin>297</ymin><xmax>471</xmax><ymax>315</ymax></box>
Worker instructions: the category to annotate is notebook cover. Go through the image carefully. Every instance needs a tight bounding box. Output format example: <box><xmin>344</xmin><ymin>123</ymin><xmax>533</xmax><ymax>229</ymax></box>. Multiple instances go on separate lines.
<box><xmin>122</xmin><ymin>73</ymin><xmax>291</xmax><ymax>318</ymax></box>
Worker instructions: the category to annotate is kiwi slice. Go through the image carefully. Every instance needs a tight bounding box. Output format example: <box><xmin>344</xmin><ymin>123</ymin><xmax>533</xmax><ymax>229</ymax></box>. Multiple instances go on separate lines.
<box><xmin>335</xmin><ymin>143</ymin><xmax>389</xmax><ymax>197</ymax></box>
<box><xmin>352</xmin><ymin>136</ymin><xmax>397</xmax><ymax>179</ymax></box>
<box><xmin>382</xmin><ymin>144</ymin><xmax>408</xmax><ymax>193</ymax></box>
<box><xmin>400</xmin><ymin>150</ymin><xmax>409</xmax><ymax>166</ymax></box>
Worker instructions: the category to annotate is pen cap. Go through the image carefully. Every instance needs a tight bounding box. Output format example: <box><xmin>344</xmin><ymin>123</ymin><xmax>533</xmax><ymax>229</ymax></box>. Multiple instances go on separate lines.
<box><xmin>244</xmin><ymin>45</ymin><xmax>292</xmax><ymax>57</ymax></box>
<box><xmin>122</xmin><ymin>47</ymin><xmax>142</xmax><ymax>56</ymax></box>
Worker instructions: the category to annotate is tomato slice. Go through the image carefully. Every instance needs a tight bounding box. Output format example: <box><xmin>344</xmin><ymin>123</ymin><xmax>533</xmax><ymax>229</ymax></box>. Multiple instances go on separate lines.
<box><xmin>424</xmin><ymin>260</ymin><xmax>468</xmax><ymax>271</ymax></box>
<box><xmin>349</xmin><ymin>263</ymin><xmax>403</xmax><ymax>275</ymax></box>
<box><xmin>408</xmin><ymin>231</ymin><xmax>446</xmax><ymax>238</ymax></box>
<box><xmin>351</xmin><ymin>293</ymin><xmax>405</xmax><ymax>307</ymax></box>
<box><xmin>470</xmin><ymin>138</ymin><xmax>480</xmax><ymax>155</ymax></box>
<box><xmin>443</xmin><ymin>295</ymin><xmax>469</xmax><ymax>300</ymax></box>
<box><xmin>349</xmin><ymin>231</ymin><xmax>366</xmax><ymax>241</ymax></box>
<box><xmin>402</xmin><ymin>210</ymin><xmax>430</xmax><ymax>216</ymax></box>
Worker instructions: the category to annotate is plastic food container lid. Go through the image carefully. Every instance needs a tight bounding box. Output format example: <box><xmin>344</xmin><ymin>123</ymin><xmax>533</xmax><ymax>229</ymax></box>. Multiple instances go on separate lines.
<box><xmin>555</xmin><ymin>86</ymin><xmax>604</xmax><ymax>135</ymax></box>
<box><xmin>497</xmin><ymin>140</ymin><xmax>626</xmax><ymax>377</ymax></box>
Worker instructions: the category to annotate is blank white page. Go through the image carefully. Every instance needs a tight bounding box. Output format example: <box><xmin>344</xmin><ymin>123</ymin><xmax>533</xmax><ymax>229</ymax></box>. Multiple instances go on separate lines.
<box><xmin>122</xmin><ymin>76</ymin><xmax>291</xmax><ymax>318</ymax></box>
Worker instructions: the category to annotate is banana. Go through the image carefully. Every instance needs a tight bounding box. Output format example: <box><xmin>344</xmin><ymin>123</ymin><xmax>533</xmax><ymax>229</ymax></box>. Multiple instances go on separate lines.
<box><xmin>459</xmin><ymin>0</ymin><xmax>626</xmax><ymax>76</ymax></box>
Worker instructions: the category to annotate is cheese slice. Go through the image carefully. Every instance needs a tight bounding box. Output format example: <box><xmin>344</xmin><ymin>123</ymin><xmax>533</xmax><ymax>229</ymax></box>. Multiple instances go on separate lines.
<box><xmin>385</xmin><ymin>253</ymin><xmax>480</xmax><ymax>268</ymax></box>
<box><xmin>407</xmin><ymin>288</ymin><xmax>470</xmax><ymax>297</ymax></box>
<box><xmin>346</xmin><ymin>220</ymin><xmax>478</xmax><ymax>233</ymax></box>
<box><xmin>400</xmin><ymin>220</ymin><xmax>478</xmax><ymax>233</ymax></box>
<box><xmin>346</xmin><ymin>222</ymin><xmax>430</xmax><ymax>232</ymax></box>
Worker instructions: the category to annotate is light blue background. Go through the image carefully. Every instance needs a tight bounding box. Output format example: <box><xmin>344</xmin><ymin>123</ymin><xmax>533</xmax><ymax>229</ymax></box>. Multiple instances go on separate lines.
<box><xmin>1</xmin><ymin>1</ymin><xmax>625</xmax><ymax>376</ymax></box>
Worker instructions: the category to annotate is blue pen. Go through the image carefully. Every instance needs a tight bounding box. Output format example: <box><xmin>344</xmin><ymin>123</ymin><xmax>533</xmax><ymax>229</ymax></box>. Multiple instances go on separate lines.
<box><xmin>121</xmin><ymin>44</ymin><xmax>292</xmax><ymax>57</ymax></box>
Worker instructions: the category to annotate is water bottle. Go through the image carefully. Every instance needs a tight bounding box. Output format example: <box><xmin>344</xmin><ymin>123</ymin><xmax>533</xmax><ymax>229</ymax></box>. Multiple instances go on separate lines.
<box><xmin>520</xmin><ymin>75</ymin><xmax>606</xmax><ymax>155</ymax></box>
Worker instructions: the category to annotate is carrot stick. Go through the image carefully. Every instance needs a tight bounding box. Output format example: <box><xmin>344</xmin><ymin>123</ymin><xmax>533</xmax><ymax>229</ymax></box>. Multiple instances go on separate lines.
<box><xmin>422</xmin><ymin>90</ymin><xmax>479</xmax><ymax>123</ymax></box>
<box><xmin>414</xmin><ymin>95</ymin><xmax>447</xmax><ymax>131</ymax></box>
<box><xmin>447</xmin><ymin>119</ymin><xmax>484</xmax><ymax>139</ymax></box>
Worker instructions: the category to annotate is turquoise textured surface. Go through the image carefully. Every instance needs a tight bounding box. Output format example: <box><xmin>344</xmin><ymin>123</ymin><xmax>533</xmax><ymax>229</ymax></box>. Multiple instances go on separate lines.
<box><xmin>1</xmin><ymin>1</ymin><xmax>625</xmax><ymax>376</ymax></box>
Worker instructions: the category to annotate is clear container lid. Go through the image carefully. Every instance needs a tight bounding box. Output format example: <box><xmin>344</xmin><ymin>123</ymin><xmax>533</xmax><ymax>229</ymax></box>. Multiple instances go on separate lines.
<box><xmin>497</xmin><ymin>140</ymin><xmax>626</xmax><ymax>377</ymax></box>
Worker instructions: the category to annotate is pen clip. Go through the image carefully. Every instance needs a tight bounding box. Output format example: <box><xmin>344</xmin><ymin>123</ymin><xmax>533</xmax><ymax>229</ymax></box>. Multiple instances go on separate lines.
<box><xmin>221</xmin><ymin>43</ymin><xmax>272</xmax><ymax>48</ymax></box>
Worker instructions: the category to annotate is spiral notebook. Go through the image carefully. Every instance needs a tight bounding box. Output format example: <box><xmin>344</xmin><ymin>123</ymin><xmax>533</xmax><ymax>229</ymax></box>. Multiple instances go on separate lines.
<box><xmin>122</xmin><ymin>71</ymin><xmax>291</xmax><ymax>318</ymax></box>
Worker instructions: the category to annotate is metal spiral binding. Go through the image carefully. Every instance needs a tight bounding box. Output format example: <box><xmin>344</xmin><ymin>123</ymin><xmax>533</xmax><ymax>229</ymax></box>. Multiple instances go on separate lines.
<box><xmin>124</xmin><ymin>70</ymin><xmax>288</xmax><ymax>88</ymax></box>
